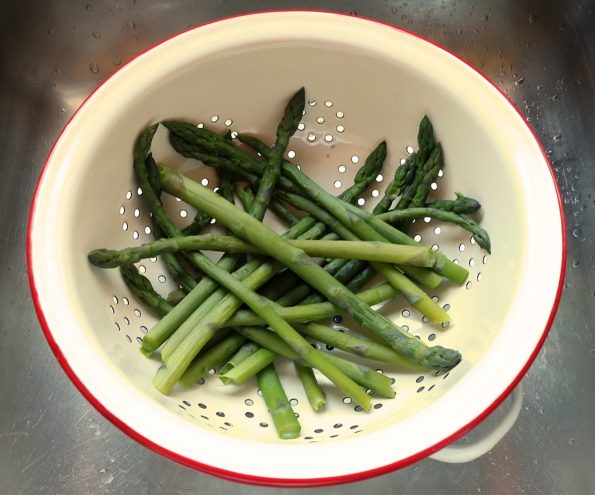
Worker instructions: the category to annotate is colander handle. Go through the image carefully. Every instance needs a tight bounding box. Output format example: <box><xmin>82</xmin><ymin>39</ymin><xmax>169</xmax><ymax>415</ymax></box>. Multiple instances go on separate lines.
<box><xmin>429</xmin><ymin>384</ymin><xmax>523</xmax><ymax>463</ymax></box>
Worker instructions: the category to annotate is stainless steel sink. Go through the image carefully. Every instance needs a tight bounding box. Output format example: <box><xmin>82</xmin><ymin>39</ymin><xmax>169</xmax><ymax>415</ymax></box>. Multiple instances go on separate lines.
<box><xmin>1</xmin><ymin>1</ymin><xmax>593</xmax><ymax>493</ymax></box>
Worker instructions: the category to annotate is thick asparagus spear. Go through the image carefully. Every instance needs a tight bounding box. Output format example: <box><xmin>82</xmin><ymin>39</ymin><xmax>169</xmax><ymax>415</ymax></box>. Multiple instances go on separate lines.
<box><xmin>89</xmin><ymin>236</ymin><xmax>437</xmax><ymax>268</ymax></box>
<box><xmin>158</xmin><ymin>165</ymin><xmax>461</xmax><ymax>371</ymax></box>
<box><xmin>256</xmin><ymin>363</ymin><xmax>301</xmax><ymax>439</ymax></box>
<box><xmin>377</xmin><ymin>207</ymin><xmax>491</xmax><ymax>252</ymax></box>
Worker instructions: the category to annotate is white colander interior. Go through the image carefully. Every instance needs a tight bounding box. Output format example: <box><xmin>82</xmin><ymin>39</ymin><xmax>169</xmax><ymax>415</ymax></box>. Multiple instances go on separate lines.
<box><xmin>29</xmin><ymin>12</ymin><xmax>562</xmax><ymax>481</ymax></box>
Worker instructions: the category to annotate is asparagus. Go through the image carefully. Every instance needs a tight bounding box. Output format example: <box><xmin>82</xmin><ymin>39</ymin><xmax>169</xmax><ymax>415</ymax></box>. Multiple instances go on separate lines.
<box><xmin>150</xmin><ymin>239</ymin><xmax>371</xmax><ymax>409</ymax></box>
<box><xmin>178</xmin><ymin>333</ymin><xmax>247</xmax><ymax>387</ymax></box>
<box><xmin>150</xmin><ymin>223</ymin><xmax>198</xmax><ymax>293</ymax></box>
<box><xmin>276</xmin><ymin>189</ymin><xmax>449</xmax><ymax>321</ymax></box>
<box><xmin>119</xmin><ymin>264</ymin><xmax>173</xmax><ymax>316</ymax></box>
<box><xmin>225</xmin><ymin>282</ymin><xmax>398</xmax><ymax>327</ymax></box>
<box><xmin>166</xmin><ymin>288</ymin><xmax>186</xmax><ymax>306</ymax></box>
<box><xmin>225</xmin><ymin>327</ymin><xmax>395</xmax><ymax>398</ymax></box>
<box><xmin>372</xmin><ymin>153</ymin><xmax>417</xmax><ymax>214</ymax></box>
<box><xmin>298</xmin><ymin>323</ymin><xmax>422</xmax><ymax>369</ymax></box>
<box><xmin>89</xmin><ymin>236</ymin><xmax>437</xmax><ymax>268</ymax></box>
<box><xmin>250</xmin><ymin>87</ymin><xmax>304</xmax><ymax>220</ymax></box>
<box><xmin>158</xmin><ymin>165</ymin><xmax>461</xmax><ymax>371</ymax></box>
<box><xmin>256</xmin><ymin>363</ymin><xmax>301</xmax><ymax>440</ymax></box>
<box><xmin>428</xmin><ymin>193</ymin><xmax>481</xmax><ymax>214</ymax></box>
<box><xmin>411</xmin><ymin>144</ymin><xmax>443</xmax><ymax>207</ymax></box>
<box><xmin>377</xmin><ymin>207</ymin><xmax>491</xmax><ymax>253</ymax></box>
<box><xmin>197</xmin><ymin>126</ymin><xmax>467</xmax><ymax>285</ymax></box>
<box><xmin>219</xmin><ymin>342</ymin><xmax>260</xmax><ymax>375</ymax></box>
<box><xmin>295</xmin><ymin>364</ymin><xmax>326</xmax><ymax>412</ymax></box>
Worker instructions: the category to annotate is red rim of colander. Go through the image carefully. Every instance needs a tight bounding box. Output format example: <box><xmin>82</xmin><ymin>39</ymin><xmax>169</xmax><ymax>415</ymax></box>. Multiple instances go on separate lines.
<box><xmin>27</xmin><ymin>10</ymin><xmax>567</xmax><ymax>488</ymax></box>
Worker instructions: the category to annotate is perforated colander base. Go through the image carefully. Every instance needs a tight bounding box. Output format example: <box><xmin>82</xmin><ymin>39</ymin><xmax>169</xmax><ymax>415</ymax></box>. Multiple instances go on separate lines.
<box><xmin>103</xmin><ymin>94</ymin><xmax>489</xmax><ymax>444</ymax></box>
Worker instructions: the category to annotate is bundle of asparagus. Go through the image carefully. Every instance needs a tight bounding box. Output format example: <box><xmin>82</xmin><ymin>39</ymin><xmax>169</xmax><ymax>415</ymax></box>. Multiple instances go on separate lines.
<box><xmin>88</xmin><ymin>88</ymin><xmax>490</xmax><ymax>440</ymax></box>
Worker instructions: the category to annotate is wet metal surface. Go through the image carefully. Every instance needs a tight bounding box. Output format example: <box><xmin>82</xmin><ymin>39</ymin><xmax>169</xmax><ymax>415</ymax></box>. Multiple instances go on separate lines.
<box><xmin>1</xmin><ymin>1</ymin><xmax>594</xmax><ymax>493</ymax></box>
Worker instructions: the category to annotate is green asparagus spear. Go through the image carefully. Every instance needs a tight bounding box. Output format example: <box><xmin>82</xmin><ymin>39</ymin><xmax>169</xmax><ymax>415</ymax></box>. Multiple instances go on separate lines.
<box><xmin>372</xmin><ymin>153</ymin><xmax>417</xmax><ymax>214</ymax></box>
<box><xmin>119</xmin><ymin>264</ymin><xmax>173</xmax><ymax>317</ymax></box>
<box><xmin>178</xmin><ymin>333</ymin><xmax>247</xmax><ymax>387</ymax></box>
<box><xmin>219</xmin><ymin>342</ymin><xmax>260</xmax><ymax>375</ymax></box>
<box><xmin>298</xmin><ymin>323</ymin><xmax>422</xmax><ymax>369</ymax></box>
<box><xmin>427</xmin><ymin>193</ymin><xmax>481</xmax><ymax>214</ymax></box>
<box><xmin>158</xmin><ymin>165</ymin><xmax>461</xmax><ymax>372</ymax></box>
<box><xmin>249</xmin><ymin>88</ymin><xmax>304</xmax><ymax>220</ymax></box>
<box><xmin>377</xmin><ymin>207</ymin><xmax>491</xmax><ymax>252</ymax></box>
<box><xmin>295</xmin><ymin>364</ymin><xmax>326</xmax><ymax>412</ymax></box>
<box><xmin>88</xmin><ymin>236</ymin><xmax>437</xmax><ymax>268</ymax></box>
<box><xmin>256</xmin><ymin>363</ymin><xmax>301</xmax><ymax>439</ymax></box>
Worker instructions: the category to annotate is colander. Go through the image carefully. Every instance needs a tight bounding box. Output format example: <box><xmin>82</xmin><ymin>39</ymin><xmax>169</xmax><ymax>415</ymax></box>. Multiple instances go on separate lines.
<box><xmin>27</xmin><ymin>11</ymin><xmax>565</xmax><ymax>487</ymax></box>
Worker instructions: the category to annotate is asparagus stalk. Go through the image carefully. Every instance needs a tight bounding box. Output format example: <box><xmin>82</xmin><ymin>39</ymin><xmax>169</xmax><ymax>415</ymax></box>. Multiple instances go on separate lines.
<box><xmin>427</xmin><ymin>192</ymin><xmax>481</xmax><ymax>214</ymax></box>
<box><xmin>377</xmin><ymin>207</ymin><xmax>491</xmax><ymax>252</ymax></box>
<box><xmin>178</xmin><ymin>333</ymin><xmax>247</xmax><ymax>387</ymax></box>
<box><xmin>219</xmin><ymin>342</ymin><xmax>260</xmax><ymax>375</ymax></box>
<box><xmin>166</xmin><ymin>288</ymin><xmax>186</xmax><ymax>306</ymax></box>
<box><xmin>298</xmin><ymin>323</ymin><xmax>422</xmax><ymax>369</ymax></box>
<box><xmin>372</xmin><ymin>153</ymin><xmax>417</xmax><ymax>214</ymax></box>
<box><xmin>256</xmin><ymin>363</ymin><xmax>301</xmax><ymax>440</ymax></box>
<box><xmin>158</xmin><ymin>165</ymin><xmax>461</xmax><ymax>371</ymax></box>
<box><xmin>119</xmin><ymin>264</ymin><xmax>173</xmax><ymax>316</ymax></box>
<box><xmin>250</xmin><ymin>87</ymin><xmax>304</xmax><ymax>219</ymax></box>
<box><xmin>225</xmin><ymin>327</ymin><xmax>395</xmax><ymax>398</ymax></box>
<box><xmin>88</xmin><ymin>236</ymin><xmax>437</xmax><ymax>268</ymax></box>
<box><xmin>295</xmin><ymin>364</ymin><xmax>326</xmax><ymax>412</ymax></box>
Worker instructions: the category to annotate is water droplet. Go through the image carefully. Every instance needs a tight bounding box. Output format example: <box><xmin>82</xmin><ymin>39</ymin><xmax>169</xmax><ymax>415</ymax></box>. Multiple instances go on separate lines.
<box><xmin>553</xmin><ymin>134</ymin><xmax>562</xmax><ymax>142</ymax></box>
<box><xmin>86</xmin><ymin>4</ymin><xmax>93</xmax><ymax>11</ymax></box>
<box><xmin>528</xmin><ymin>14</ymin><xmax>536</xmax><ymax>23</ymax></box>
<box><xmin>89</xmin><ymin>63</ymin><xmax>99</xmax><ymax>74</ymax></box>
<box><xmin>129</xmin><ymin>21</ymin><xmax>137</xmax><ymax>29</ymax></box>
<box><xmin>572</xmin><ymin>260</ymin><xmax>579</xmax><ymax>268</ymax></box>
<box><xmin>551</xmin><ymin>93</ymin><xmax>560</xmax><ymax>101</ymax></box>
<box><xmin>99</xmin><ymin>468</ymin><xmax>114</xmax><ymax>484</ymax></box>
<box><xmin>572</xmin><ymin>228</ymin><xmax>581</xmax><ymax>238</ymax></box>
<box><xmin>514</xmin><ymin>76</ymin><xmax>525</xmax><ymax>85</ymax></box>
<box><xmin>482</xmin><ymin>14</ymin><xmax>489</xmax><ymax>22</ymax></box>
<box><xmin>47</xmin><ymin>28</ymin><xmax>55</xmax><ymax>35</ymax></box>
<box><xmin>92</xmin><ymin>31</ymin><xmax>101</xmax><ymax>39</ymax></box>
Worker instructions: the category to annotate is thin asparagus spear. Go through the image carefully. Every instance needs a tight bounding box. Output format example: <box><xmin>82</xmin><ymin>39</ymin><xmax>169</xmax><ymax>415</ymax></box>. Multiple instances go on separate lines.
<box><xmin>372</xmin><ymin>153</ymin><xmax>417</xmax><ymax>214</ymax></box>
<box><xmin>226</xmin><ymin>282</ymin><xmax>398</xmax><ymax>327</ymax></box>
<box><xmin>270</xmin><ymin>200</ymin><xmax>301</xmax><ymax>226</ymax></box>
<box><xmin>295</xmin><ymin>364</ymin><xmax>326</xmax><ymax>412</ymax></box>
<box><xmin>88</xmin><ymin>236</ymin><xmax>437</xmax><ymax>268</ymax></box>
<box><xmin>250</xmin><ymin>87</ymin><xmax>304</xmax><ymax>220</ymax></box>
<box><xmin>219</xmin><ymin>342</ymin><xmax>260</xmax><ymax>375</ymax></box>
<box><xmin>411</xmin><ymin>144</ymin><xmax>443</xmax><ymax>207</ymax></box>
<box><xmin>427</xmin><ymin>193</ymin><xmax>481</xmax><ymax>214</ymax></box>
<box><xmin>234</xmin><ymin>183</ymin><xmax>254</xmax><ymax>212</ymax></box>
<box><xmin>377</xmin><ymin>207</ymin><xmax>491</xmax><ymax>252</ymax></box>
<box><xmin>298</xmin><ymin>323</ymin><xmax>422</xmax><ymax>370</ymax></box>
<box><xmin>166</xmin><ymin>288</ymin><xmax>186</xmax><ymax>306</ymax></box>
<box><xmin>159</xmin><ymin>165</ymin><xmax>461</xmax><ymax>371</ymax></box>
<box><xmin>257</xmin><ymin>363</ymin><xmax>301</xmax><ymax>440</ymax></box>
<box><xmin>119</xmin><ymin>264</ymin><xmax>173</xmax><ymax>316</ymax></box>
<box><xmin>178</xmin><ymin>333</ymin><xmax>247</xmax><ymax>387</ymax></box>
<box><xmin>225</xmin><ymin>327</ymin><xmax>395</xmax><ymax>398</ymax></box>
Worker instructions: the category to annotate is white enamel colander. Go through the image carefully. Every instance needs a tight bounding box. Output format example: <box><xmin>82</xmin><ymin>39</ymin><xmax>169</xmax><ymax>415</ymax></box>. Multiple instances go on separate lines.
<box><xmin>27</xmin><ymin>11</ymin><xmax>565</xmax><ymax>487</ymax></box>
